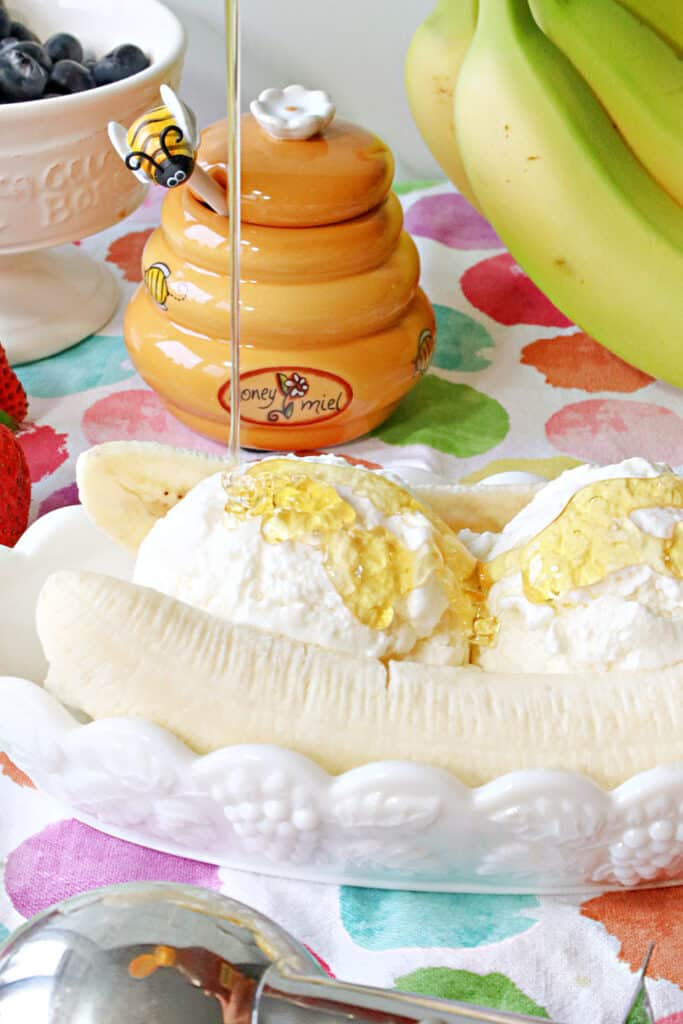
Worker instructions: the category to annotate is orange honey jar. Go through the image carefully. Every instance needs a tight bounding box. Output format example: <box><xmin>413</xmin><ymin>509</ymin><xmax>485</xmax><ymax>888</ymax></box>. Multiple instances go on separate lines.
<box><xmin>124</xmin><ymin>93</ymin><xmax>436</xmax><ymax>450</ymax></box>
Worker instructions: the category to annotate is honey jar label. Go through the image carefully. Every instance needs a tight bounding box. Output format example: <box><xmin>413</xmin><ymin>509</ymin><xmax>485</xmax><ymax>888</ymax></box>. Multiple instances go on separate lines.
<box><xmin>218</xmin><ymin>367</ymin><xmax>353</xmax><ymax>426</ymax></box>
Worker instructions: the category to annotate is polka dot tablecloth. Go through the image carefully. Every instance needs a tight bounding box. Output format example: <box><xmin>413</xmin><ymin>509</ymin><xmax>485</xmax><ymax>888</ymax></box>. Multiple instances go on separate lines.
<box><xmin>3</xmin><ymin>182</ymin><xmax>683</xmax><ymax>1023</ymax></box>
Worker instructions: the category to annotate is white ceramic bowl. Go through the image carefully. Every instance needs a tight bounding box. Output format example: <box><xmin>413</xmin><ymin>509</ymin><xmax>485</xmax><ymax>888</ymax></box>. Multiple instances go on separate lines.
<box><xmin>0</xmin><ymin>0</ymin><xmax>186</xmax><ymax>362</ymax></box>
<box><xmin>2</xmin><ymin>504</ymin><xmax>683</xmax><ymax>894</ymax></box>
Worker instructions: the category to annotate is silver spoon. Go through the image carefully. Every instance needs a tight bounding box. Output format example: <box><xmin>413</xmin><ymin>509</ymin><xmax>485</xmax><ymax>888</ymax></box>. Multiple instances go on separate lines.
<box><xmin>0</xmin><ymin>882</ymin><xmax>561</xmax><ymax>1024</ymax></box>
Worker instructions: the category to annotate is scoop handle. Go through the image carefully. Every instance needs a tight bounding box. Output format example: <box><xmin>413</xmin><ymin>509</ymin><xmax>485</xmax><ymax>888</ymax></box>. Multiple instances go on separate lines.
<box><xmin>259</xmin><ymin>963</ymin><xmax>564</xmax><ymax>1024</ymax></box>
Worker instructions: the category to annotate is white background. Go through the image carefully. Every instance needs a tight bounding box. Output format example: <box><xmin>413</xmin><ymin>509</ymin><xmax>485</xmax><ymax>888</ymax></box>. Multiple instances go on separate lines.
<box><xmin>162</xmin><ymin>0</ymin><xmax>439</xmax><ymax>181</ymax></box>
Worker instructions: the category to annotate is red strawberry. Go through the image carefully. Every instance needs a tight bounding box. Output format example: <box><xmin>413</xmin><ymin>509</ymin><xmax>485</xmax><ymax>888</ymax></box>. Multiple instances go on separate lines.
<box><xmin>0</xmin><ymin>343</ymin><xmax>28</xmax><ymax>426</ymax></box>
<box><xmin>0</xmin><ymin>424</ymin><xmax>30</xmax><ymax>546</ymax></box>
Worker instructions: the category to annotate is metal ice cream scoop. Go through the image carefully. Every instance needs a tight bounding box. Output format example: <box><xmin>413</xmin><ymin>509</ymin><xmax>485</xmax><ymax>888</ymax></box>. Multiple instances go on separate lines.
<box><xmin>0</xmin><ymin>882</ymin><xmax>555</xmax><ymax>1024</ymax></box>
<box><xmin>0</xmin><ymin>883</ymin><xmax>654</xmax><ymax>1024</ymax></box>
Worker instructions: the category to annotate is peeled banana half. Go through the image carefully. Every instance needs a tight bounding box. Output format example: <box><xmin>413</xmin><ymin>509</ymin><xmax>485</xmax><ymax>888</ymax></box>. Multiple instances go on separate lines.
<box><xmin>33</xmin><ymin>442</ymin><xmax>683</xmax><ymax>791</ymax></box>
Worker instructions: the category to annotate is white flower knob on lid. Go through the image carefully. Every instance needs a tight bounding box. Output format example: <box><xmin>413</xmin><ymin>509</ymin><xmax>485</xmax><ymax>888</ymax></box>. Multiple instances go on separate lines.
<box><xmin>250</xmin><ymin>84</ymin><xmax>336</xmax><ymax>141</ymax></box>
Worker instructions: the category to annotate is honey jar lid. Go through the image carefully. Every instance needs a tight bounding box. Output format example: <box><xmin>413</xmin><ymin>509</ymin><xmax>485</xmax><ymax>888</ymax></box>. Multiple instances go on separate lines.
<box><xmin>197</xmin><ymin>87</ymin><xmax>395</xmax><ymax>228</ymax></box>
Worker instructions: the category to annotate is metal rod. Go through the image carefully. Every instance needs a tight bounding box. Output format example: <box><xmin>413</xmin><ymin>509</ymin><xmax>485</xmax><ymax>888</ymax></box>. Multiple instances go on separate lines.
<box><xmin>225</xmin><ymin>0</ymin><xmax>242</xmax><ymax>463</ymax></box>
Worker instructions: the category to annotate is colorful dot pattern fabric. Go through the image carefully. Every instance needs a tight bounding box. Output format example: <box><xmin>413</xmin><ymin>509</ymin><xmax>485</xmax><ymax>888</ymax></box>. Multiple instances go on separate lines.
<box><xmin>2</xmin><ymin>182</ymin><xmax>683</xmax><ymax>1023</ymax></box>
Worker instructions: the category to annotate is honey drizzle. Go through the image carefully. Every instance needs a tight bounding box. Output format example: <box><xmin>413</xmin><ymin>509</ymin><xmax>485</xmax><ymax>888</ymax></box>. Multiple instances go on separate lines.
<box><xmin>222</xmin><ymin>465</ymin><xmax>683</xmax><ymax>649</ymax></box>
<box><xmin>481</xmin><ymin>475</ymin><xmax>683</xmax><ymax>604</ymax></box>
<box><xmin>223</xmin><ymin>459</ymin><xmax>479</xmax><ymax>637</ymax></box>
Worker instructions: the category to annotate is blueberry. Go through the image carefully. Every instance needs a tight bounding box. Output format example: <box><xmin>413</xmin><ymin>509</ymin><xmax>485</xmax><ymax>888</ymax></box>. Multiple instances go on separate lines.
<box><xmin>0</xmin><ymin>7</ymin><xmax>10</xmax><ymax>39</ymax></box>
<box><xmin>8</xmin><ymin>21</ymin><xmax>39</xmax><ymax>44</ymax></box>
<box><xmin>0</xmin><ymin>46</ymin><xmax>47</xmax><ymax>100</ymax></box>
<box><xmin>92</xmin><ymin>43</ymin><xmax>149</xmax><ymax>86</ymax></box>
<box><xmin>45</xmin><ymin>32</ymin><xmax>83</xmax><ymax>65</ymax></box>
<box><xmin>5</xmin><ymin>40</ymin><xmax>52</xmax><ymax>72</ymax></box>
<box><xmin>48</xmin><ymin>58</ymin><xmax>93</xmax><ymax>94</ymax></box>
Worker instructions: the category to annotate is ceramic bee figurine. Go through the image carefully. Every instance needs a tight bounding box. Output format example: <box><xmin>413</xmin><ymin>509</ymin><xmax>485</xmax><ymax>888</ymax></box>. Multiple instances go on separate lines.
<box><xmin>108</xmin><ymin>85</ymin><xmax>228</xmax><ymax>215</ymax></box>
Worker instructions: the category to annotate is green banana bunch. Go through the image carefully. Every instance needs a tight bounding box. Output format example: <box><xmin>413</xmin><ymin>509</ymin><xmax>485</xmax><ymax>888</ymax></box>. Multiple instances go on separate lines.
<box><xmin>407</xmin><ymin>0</ymin><xmax>683</xmax><ymax>386</ymax></box>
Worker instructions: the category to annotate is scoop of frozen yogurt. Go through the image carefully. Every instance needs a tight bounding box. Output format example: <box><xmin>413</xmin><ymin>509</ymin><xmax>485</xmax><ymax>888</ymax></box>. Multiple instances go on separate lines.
<box><xmin>134</xmin><ymin>455</ymin><xmax>479</xmax><ymax>666</ymax></box>
<box><xmin>473</xmin><ymin>458</ymin><xmax>683</xmax><ymax>673</ymax></box>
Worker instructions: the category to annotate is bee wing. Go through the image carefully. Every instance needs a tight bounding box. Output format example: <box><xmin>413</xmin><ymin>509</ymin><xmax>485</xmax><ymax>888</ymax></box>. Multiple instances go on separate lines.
<box><xmin>150</xmin><ymin>262</ymin><xmax>170</xmax><ymax>279</ymax></box>
<box><xmin>160</xmin><ymin>84</ymin><xmax>199</xmax><ymax>151</ymax></box>
<box><xmin>108</xmin><ymin>121</ymin><xmax>149</xmax><ymax>185</ymax></box>
<box><xmin>183</xmin><ymin>102</ymin><xmax>200</xmax><ymax>152</ymax></box>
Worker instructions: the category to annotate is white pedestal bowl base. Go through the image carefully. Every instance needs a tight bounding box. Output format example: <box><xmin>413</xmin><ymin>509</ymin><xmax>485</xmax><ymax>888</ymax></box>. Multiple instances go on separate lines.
<box><xmin>0</xmin><ymin>247</ymin><xmax>119</xmax><ymax>366</ymax></box>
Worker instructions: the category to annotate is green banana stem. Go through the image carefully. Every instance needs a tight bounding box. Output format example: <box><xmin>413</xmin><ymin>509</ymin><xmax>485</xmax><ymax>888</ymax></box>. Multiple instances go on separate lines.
<box><xmin>476</xmin><ymin>0</ymin><xmax>532</xmax><ymax>36</ymax></box>
<box><xmin>425</xmin><ymin>0</ymin><xmax>478</xmax><ymax>33</ymax></box>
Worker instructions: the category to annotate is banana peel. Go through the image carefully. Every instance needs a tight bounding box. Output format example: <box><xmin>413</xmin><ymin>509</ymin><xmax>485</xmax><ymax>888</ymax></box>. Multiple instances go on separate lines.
<box><xmin>531</xmin><ymin>0</ymin><xmax>683</xmax><ymax>208</ymax></box>
<box><xmin>616</xmin><ymin>0</ymin><xmax>683</xmax><ymax>53</ymax></box>
<box><xmin>405</xmin><ymin>0</ymin><xmax>481</xmax><ymax>210</ymax></box>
